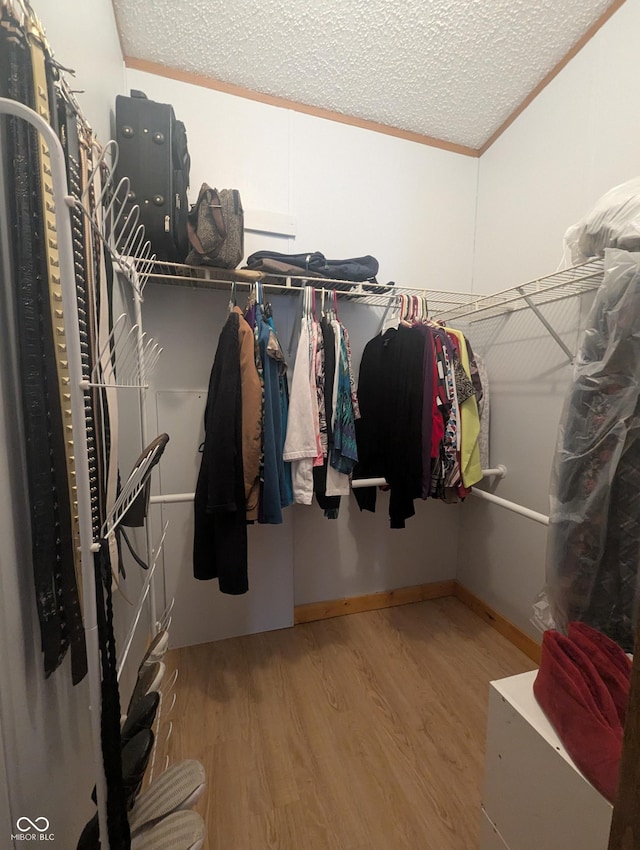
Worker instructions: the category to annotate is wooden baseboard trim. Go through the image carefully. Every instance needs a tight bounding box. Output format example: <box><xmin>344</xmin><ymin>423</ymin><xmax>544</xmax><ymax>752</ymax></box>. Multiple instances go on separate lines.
<box><xmin>293</xmin><ymin>580</ymin><xmax>541</xmax><ymax>665</ymax></box>
<box><xmin>294</xmin><ymin>580</ymin><xmax>456</xmax><ymax>625</ymax></box>
<box><xmin>453</xmin><ymin>582</ymin><xmax>541</xmax><ymax>665</ymax></box>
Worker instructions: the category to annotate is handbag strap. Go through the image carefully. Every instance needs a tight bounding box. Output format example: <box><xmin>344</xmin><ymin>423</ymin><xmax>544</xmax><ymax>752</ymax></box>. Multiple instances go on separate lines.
<box><xmin>206</xmin><ymin>187</ymin><xmax>226</xmax><ymax>239</ymax></box>
<box><xmin>187</xmin><ymin>185</ymin><xmax>227</xmax><ymax>256</ymax></box>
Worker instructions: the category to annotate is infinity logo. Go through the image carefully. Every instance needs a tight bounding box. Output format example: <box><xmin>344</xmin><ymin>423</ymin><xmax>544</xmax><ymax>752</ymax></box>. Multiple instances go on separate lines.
<box><xmin>16</xmin><ymin>817</ymin><xmax>50</xmax><ymax>832</ymax></box>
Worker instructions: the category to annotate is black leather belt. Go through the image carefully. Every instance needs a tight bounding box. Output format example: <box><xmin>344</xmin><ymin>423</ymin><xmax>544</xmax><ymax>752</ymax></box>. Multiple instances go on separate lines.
<box><xmin>60</xmin><ymin>100</ymin><xmax>103</xmax><ymax>544</ymax></box>
<box><xmin>1</xmin><ymin>9</ymin><xmax>67</xmax><ymax>677</ymax></box>
<box><xmin>1</xmin><ymin>5</ymin><xmax>87</xmax><ymax>682</ymax></box>
<box><xmin>28</xmin><ymin>19</ymin><xmax>87</xmax><ymax>684</ymax></box>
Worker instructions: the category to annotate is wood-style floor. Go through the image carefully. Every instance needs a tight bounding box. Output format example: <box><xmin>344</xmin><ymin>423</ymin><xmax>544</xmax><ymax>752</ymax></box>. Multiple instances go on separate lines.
<box><xmin>160</xmin><ymin>598</ymin><xmax>536</xmax><ymax>850</ymax></box>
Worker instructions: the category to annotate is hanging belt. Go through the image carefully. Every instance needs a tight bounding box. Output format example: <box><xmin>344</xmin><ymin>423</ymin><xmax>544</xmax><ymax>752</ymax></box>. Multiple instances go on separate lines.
<box><xmin>79</xmin><ymin>132</ymin><xmax>121</xmax><ymax>584</ymax></box>
<box><xmin>1</xmin><ymin>10</ymin><xmax>67</xmax><ymax>675</ymax></box>
<box><xmin>87</xmin><ymin>137</ymin><xmax>120</xmax><ymax>580</ymax></box>
<box><xmin>28</xmin><ymin>19</ymin><xmax>87</xmax><ymax>683</ymax></box>
<box><xmin>60</xmin><ymin>101</ymin><xmax>102</xmax><ymax>551</ymax></box>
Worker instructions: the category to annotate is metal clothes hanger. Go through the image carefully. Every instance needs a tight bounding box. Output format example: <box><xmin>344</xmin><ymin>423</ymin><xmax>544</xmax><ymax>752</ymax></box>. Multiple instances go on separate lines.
<box><xmin>262</xmin><ymin>281</ymin><xmax>273</xmax><ymax>319</ymax></box>
<box><xmin>399</xmin><ymin>293</ymin><xmax>410</xmax><ymax>324</ymax></box>
<box><xmin>380</xmin><ymin>293</ymin><xmax>402</xmax><ymax>334</ymax></box>
<box><xmin>228</xmin><ymin>280</ymin><xmax>237</xmax><ymax>313</ymax></box>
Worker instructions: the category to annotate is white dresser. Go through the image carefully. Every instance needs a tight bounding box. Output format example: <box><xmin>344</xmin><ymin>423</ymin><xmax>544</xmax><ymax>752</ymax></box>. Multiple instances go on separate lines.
<box><xmin>481</xmin><ymin>671</ymin><xmax>613</xmax><ymax>850</ymax></box>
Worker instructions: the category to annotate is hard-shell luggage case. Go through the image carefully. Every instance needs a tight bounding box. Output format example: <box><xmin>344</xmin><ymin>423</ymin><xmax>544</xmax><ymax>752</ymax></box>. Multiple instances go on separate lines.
<box><xmin>115</xmin><ymin>91</ymin><xmax>190</xmax><ymax>262</ymax></box>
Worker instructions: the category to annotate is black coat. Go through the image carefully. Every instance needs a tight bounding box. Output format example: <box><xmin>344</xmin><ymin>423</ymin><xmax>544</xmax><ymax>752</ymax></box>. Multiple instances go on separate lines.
<box><xmin>354</xmin><ymin>326</ymin><xmax>424</xmax><ymax>528</ymax></box>
<box><xmin>193</xmin><ymin>311</ymin><xmax>249</xmax><ymax>594</ymax></box>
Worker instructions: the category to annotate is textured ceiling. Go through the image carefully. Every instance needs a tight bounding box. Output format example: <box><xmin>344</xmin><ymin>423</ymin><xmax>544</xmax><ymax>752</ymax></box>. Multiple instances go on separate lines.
<box><xmin>112</xmin><ymin>0</ymin><xmax>619</xmax><ymax>150</ymax></box>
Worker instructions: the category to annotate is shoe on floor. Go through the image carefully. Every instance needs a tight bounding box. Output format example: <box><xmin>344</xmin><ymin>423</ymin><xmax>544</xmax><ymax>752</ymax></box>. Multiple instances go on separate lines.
<box><xmin>131</xmin><ymin>810</ymin><xmax>205</xmax><ymax>850</ymax></box>
<box><xmin>129</xmin><ymin>759</ymin><xmax>206</xmax><ymax>834</ymax></box>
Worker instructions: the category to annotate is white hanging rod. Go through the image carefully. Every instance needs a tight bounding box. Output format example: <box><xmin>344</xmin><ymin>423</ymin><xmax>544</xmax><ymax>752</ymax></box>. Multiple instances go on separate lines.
<box><xmin>350</xmin><ymin>468</ymin><xmax>549</xmax><ymax>527</ymax></box>
<box><xmin>469</xmin><ymin>488</ymin><xmax>549</xmax><ymax>526</ymax></box>
<box><xmin>150</xmin><ymin>492</ymin><xmax>194</xmax><ymax>504</ymax></box>
<box><xmin>349</xmin><ymin>466</ymin><xmax>507</xmax><ymax>489</ymax></box>
<box><xmin>148</xmin><ymin>466</ymin><xmax>551</xmax><ymax>527</ymax></box>
<box><xmin>148</xmin><ymin>467</ymin><xmax>509</xmax><ymax>504</ymax></box>
<box><xmin>476</xmin><ymin>466</ymin><xmax>507</xmax><ymax>478</ymax></box>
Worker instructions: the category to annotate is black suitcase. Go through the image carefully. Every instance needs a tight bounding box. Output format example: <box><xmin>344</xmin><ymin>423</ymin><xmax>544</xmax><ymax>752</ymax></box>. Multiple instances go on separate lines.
<box><xmin>115</xmin><ymin>90</ymin><xmax>190</xmax><ymax>263</ymax></box>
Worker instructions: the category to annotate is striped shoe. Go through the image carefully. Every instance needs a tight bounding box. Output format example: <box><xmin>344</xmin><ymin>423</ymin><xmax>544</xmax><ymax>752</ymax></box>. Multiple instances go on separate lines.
<box><xmin>131</xmin><ymin>810</ymin><xmax>205</xmax><ymax>850</ymax></box>
<box><xmin>129</xmin><ymin>759</ymin><xmax>206</xmax><ymax>834</ymax></box>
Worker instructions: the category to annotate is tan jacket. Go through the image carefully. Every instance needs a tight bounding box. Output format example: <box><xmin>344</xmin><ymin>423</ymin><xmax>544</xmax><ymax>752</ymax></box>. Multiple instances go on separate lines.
<box><xmin>234</xmin><ymin>307</ymin><xmax>262</xmax><ymax>520</ymax></box>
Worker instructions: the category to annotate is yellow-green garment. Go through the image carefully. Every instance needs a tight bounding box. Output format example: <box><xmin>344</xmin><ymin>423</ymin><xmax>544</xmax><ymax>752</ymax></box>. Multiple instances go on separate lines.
<box><xmin>445</xmin><ymin>328</ymin><xmax>483</xmax><ymax>487</ymax></box>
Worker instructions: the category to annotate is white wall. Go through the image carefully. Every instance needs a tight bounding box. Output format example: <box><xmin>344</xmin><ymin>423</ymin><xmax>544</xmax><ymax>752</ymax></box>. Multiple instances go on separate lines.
<box><xmin>473</xmin><ymin>0</ymin><xmax>640</xmax><ymax>294</ymax></box>
<box><xmin>34</xmin><ymin>0</ymin><xmax>125</xmax><ymax>142</ymax></box>
<box><xmin>131</xmin><ymin>11</ymin><xmax>640</xmax><ymax>644</ymax></box>
<box><xmin>140</xmin><ymin>277</ymin><xmax>462</xmax><ymax>649</ymax></box>
<box><xmin>124</xmin><ymin>67</ymin><xmax>476</xmax><ymax>647</ymax></box>
<box><xmin>457</xmin><ymin>296</ymin><xmax>593</xmax><ymax>639</ymax></box>
<box><xmin>463</xmin><ymin>0</ymin><xmax>637</xmax><ymax>637</ymax></box>
<box><xmin>291</xmin><ymin>296</ymin><xmax>460</xmax><ymax>606</ymax></box>
<box><xmin>126</xmin><ymin>68</ymin><xmax>479</xmax><ymax>291</ymax></box>
<box><xmin>0</xmin><ymin>2</ymin><xmax>124</xmax><ymax>845</ymax></box>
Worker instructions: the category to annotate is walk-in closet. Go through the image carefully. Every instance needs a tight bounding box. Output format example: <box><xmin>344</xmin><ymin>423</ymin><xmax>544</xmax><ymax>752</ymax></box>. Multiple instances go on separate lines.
<box><xmin>2</xmin><ymin>1</ymin><xmax>640</xmax><ymax>848</ymax></box>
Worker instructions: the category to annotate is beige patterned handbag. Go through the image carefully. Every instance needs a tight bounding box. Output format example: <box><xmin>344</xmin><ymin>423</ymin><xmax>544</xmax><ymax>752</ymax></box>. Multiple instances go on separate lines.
<box><xmin>186</xmin><ymin>183</ymin><xmax>244</xmax><ymax>269</ymax></box>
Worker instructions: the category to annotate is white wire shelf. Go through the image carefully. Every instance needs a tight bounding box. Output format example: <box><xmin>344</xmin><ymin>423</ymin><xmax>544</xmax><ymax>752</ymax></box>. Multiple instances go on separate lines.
<box><xmin>137</xmin><ymin>258</ymin><xmax>604</xmax><ymax>323</ymax></box>
<box><xmin>138</xmin><ymin>259</ymin><xmax>478</xmax><ymax>314</ymax></box>
<box><xmin>443</xmin><ymin>259</ymin><xmax>604</xmax><ymax>324</ymax></box>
